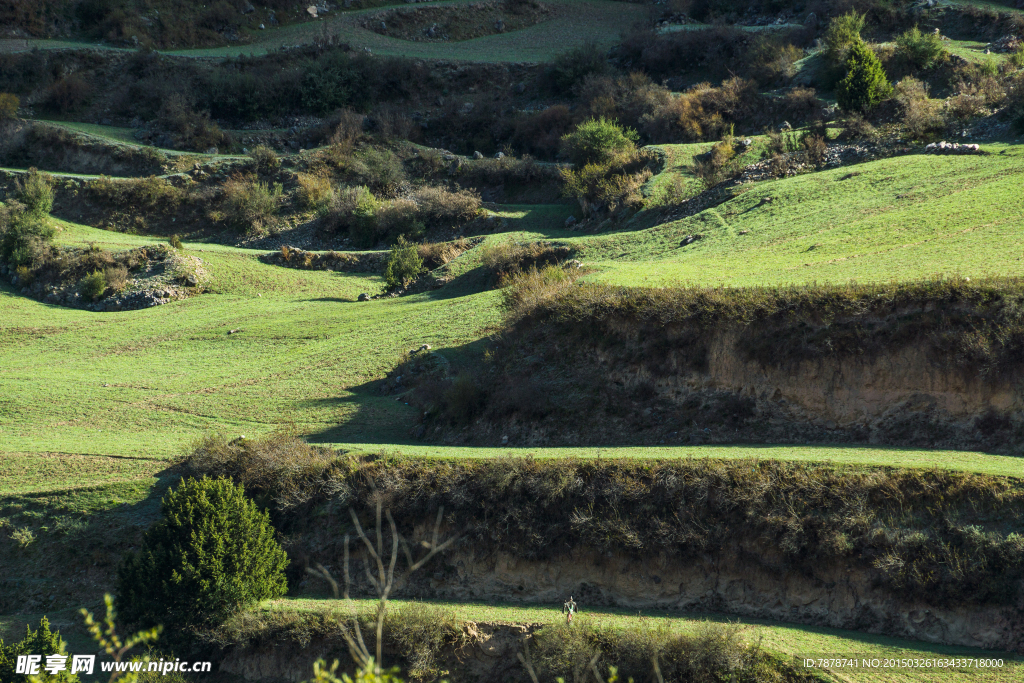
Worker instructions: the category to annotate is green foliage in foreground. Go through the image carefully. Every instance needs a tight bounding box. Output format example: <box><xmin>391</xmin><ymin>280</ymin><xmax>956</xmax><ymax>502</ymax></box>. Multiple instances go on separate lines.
<box><xmin>0</xmin><ymin>617</ymin><xmax>76</xmax><ymax>683</ymax></box>
<box><xmin>117</xmin><ymin>477</ymin><xmax>288</xmax><ymax>632</ymax></box>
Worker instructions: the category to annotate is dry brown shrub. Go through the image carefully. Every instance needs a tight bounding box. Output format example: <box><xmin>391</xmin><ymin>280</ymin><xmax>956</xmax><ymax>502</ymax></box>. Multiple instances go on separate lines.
<box><xmin>412</xmin><ymin>186</ymin><xmax>481</xmax><ymax>224</ymax></box>
<box><xmin>103</xmin><ymin>265</ymin><xmax>128</xmax><ymax>293</ymax></box>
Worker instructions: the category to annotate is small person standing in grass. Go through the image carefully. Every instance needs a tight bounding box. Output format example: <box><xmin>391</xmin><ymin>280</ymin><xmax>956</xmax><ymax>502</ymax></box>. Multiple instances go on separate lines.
<box><xmin>562</xmin><ymin>596</ymin><xmax>578</xmax><ymax>624</ymax></box>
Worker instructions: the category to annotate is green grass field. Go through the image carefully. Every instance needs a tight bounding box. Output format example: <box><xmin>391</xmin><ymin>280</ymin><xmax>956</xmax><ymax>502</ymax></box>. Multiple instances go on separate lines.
<box><xmin>4</xmin><ymin>140</ymin><xmax>1024</xmax><ymax>465</ymax></box>
<box><xmin>261</xmin><ymin>597</ymin><xmax>1024</xmax><ymax>683</ymax></box>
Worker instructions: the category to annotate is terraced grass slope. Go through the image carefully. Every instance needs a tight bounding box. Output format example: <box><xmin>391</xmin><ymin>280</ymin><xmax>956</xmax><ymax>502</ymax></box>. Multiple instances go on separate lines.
<box><xmin>570</xmin><ymin>143</ymin><xmax>1024</xmax><ymax>287</ymax></box>
<box><xmin>3</xmin><ymin>142</ymin><xmax>1024</xmax><ymax>462</ymax></box>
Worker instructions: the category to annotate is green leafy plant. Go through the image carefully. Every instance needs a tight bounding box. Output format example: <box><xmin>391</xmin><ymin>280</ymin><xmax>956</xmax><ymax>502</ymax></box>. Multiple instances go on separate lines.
<box><xmin>822</xmin><ymin>12</ymin><xmax>866</xmax><ymax>68</ymax></box>
<box><xmin>0</xmin><ymin>203</ymin><xmax>55</xmax><ymax>268</ymax></box>
<box><xmin>80</xmin><ymin>594</ymin><xmax>161</xmax><ymax>683</ymax></box>
<box><xmin>223</xmin><ymin>173</ymin><xmax>283</xmax><ymax>234</ymax></box>
<box><xmin>80</xmin><ymin>270</ymin><xmax>107</xmax><ymax>301</ymax></box>
<box><xmin>116</xmin><ymin>476</ymin><xmax>288</xmax><ymax>632</ymax></box>
<box><xmin>383</xmin><ymin>236</ymin><xmax>425</xmax><ymax>290</ymax></box>
<box><xmin>248</xmin><ymin>145</ymin><xmax>280</xmax><ymax>174</ymax></box>
<box><xmin>896</xmin><ymin>26</ymin><xmax>947</xmax><ymax>70</ymax></box>
<box><xmin>16</xmin><ymin>169</ymin><xmax>54</xmax><ymax>218</ymax></box>
<box><xmin>168</xmin><ymin>234</ymin><xmax>183</xmax><ymax>250</ymax></box>
<box><xmin>560</xmin><ymin>117</ymin><xmax>639</xmax><ymax>167</ymax></box>
<box><xmin>836</xmin><ymin>41</ymin><xmax>893</xmax><ymax>112</ymax></box>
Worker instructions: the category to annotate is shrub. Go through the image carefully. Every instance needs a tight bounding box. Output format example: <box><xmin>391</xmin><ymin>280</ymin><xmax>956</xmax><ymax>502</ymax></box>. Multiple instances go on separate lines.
<box><xmin>296</xmin><ymin>172</ymin><xmax>334</xmax><ymax>212</ymax></box>
<box><xmin>47</xmin><ymin>74</ymin><xmax>92</xmax><ymax>114</ymax></box>
<box><xmin>412</xmin><ymin>185</ymin><xmax>481</xmax><ymax>225</ymax></box>
<box><xmin>116</xmin><ymin>476</ymin><xmax>289</xmax><ymax>631</ymax></box>
<box><xmin>323</xmin><ymin>185</ymin><xmax>380</xmax><ymax>246</ymax></box>
<box><xmin>896</xmin><ymin>26</ymin><xmax>946</xmax><ymax>70</ymax></box>
<box><xmin>0</xmin><ymin>203</ymin><xmax>56</xmax><ymax>268</ymax></box>
<box><xmin>544</xmin><ymin>40</ymin><xmax>609</xmax><ymax>93</ymax></box>
<box><xmin>1011</xmin><ymin>45</ymin><xmax>1024</xmax><ymax>70</ymax></box>
<box><xmin>837</xmin><ymin>41</ymin><xmax>893</xmax><ymax>112</ymax></box>
<box><xmin>0</xmin><ymin>617</ymin><xmax>75</xmax><ymax>683</ymax></box>
<box><xmin>532</xmin><ymin>619</ymin><xmax>792</xmax><ymax>682</ymax></box>
<box><xmin>0</xmin><ymin>92</ymin><xmax>18</xmax><ymax>119</ymax></box>
<box><xmin>158</xmin><ymin>93</ymin><xmax>229</xmax><ymax>152</ymax></box>
<box><xmin>248</xmin><ymin>145</ymin><xmax>280</xmax><ymax>174</ymax></box>
<box><xmin>104</xmin><ymin>265</ymin><xmax>128</xmax><ymax>293</ymax></box>
<box><xmin>80</xmin><ymin>269</ymin><xmax>107</xmax><ymax>300</ymax></box>
<box><xmin>479</xmin><ymin>241</ymin><xmax>572</xmax><ymax>284</ymax></box>
<box><xmin>169</xmin><ymin>234</ymin><xmax>184</xmax><ymax>250</ymax></box>
<box><xmin>16</xmin><ymin>168</ymin><xmax>54</xmax><ymax>218</ymax></box>
<box><xmin>344</xmin><ymin>147</ymin><xmax>406</xmax><ymax>197</ymax></box>
<box><xmin>89</xmin><ymin>175</ymin><xmax>181</xmax><ymax>211</ymax></box>
<box><xmin>223</xmin><ymin>173</ymin><xmax>283</xmax><ymax>233</ymax></box>
<box><xmin>822</xmin><ymin>12</ymin><xmax>866</xmax><ymax>68</ymax></box>
<box><xmin>383</xmin><ymin>236</ymin><xmax>424</xmax><ymax>290</ymax></box>
<box><xmin>691</xmin><ymin>137</ymin><xmax>737</xmax><ymax>189</ymax></box>
<box><xmin>801</xmin><ymin>133</ymin><xmax>828</xmax><ymax>166</ymax></box>
<box><xmin>894</xmin><ymin>77</ymin><xmax>944</xmax><ymax>139</ymax></box>
<box><xmin>376</xmin><ymin>198</ymin><xmax>424</xmax><ymax>242</ymax></box>
<box><xmin>560</xmin><ymin>117</ymin><xmax>638</xmax><ymax>167</ymax></box>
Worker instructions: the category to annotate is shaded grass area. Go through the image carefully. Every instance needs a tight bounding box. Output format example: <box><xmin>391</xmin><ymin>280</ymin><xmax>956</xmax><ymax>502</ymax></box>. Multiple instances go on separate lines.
<box><xmin>265</xmin><ymin>598</ymin><xmax>1024</xmax><ymax>683</ymax></box>
<box><xmin>0</xmin><ymin>222</ymin><xmax>495</xmax><ymax>458</ymax></box>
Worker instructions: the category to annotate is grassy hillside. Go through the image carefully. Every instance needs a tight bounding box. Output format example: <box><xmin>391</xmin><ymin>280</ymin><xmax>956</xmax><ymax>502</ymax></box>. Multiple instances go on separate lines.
<box><xmin>4</xmin><ymin>138</ymin><xmax>1024</xmax><ymax>461</ymax></box>
<box><xmin>570</xmin><ymin>143</ymin><xmax>1024</xmax><ymax>288</ymax></box>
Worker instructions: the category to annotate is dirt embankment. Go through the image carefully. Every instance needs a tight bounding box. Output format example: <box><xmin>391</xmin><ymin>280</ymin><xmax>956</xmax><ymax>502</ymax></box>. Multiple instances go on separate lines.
<box><xmin>417</xmin><ymin>280</ymin><xmax>1024</xmax><ymax>452</ymax></box>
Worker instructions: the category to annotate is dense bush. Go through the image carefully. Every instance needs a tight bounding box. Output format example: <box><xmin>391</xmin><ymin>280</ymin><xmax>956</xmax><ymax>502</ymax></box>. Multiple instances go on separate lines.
<box><xmin>383</xmin><ymin>236</ymin><xmax>424</xmax><ymax>289</ymax></box>
<box><xmin>836</xmin><ymin>41</ymin><xmax>892</xmax><ymax>112</ymax></box>
<box><xmin>822</xmin><ymin>12</ymin><xmax>866</xmax><ymax>70</ymax></box>
<box><xmin>117</xmin><ymin>476</ymin><xmax>288</xmax><ymax>631</ymax></box>
<box><xmin>88</xmin><ymin>175</ymin><xmax>182</xmax><ymax>211</ymax></box>
<box><xmin>532</xmin><ymin>619</ymin><xmax>801</xmax><ymax>683</ymax></box>
<box><xmin>296</xmin><ymin>172</ymin><xmax>334</xmax><ymax>213</ymax></box>
<box><xmin>223</xmin><ymin>173</ymin><xmax>283</xmax><ymax>234</ymax></box>
<box><xmin>560</xmin><ymin>117</ymin><xmax>638</xmax><ymax>166</ymax></box>
<box><xmin>896</xmin><ymin>26</ymin><xmax>947</xmax><ymax>70</ymax></box>
<box><xmin>16</xmin><ymin>168</ymin><xmax>54</xmax><ymax>218</ymax></box>
<box><xmin>0</xmin><ymin>93</ymin><xmax>18</xmax><ymax>119</ymax></box>
<box><xmin>79</xmin><ymin>269</ymin><xmax>107</xmax><ymax>300</ymax></box>
<box><xmin>544</xmin><ymin>40</ymin><xmax>610</xmax><ymax>93</ymax></box>
<box><xmin>0</xmin><ymin>188</ymin><xmax>55</xmax><ymax>270</ymax></box>
<box><xmin>894</xmin><ymin>77</ymin><xmax>944</xmax><ymax>139</ymax></box>
<box><xmin>248</xmin><ymin>145</ymin><xmax>280</xmax><ymax>174</ymax></box>
<box><xmin>157</xmin><ymin>93</ymin><xmax>229</xmax><ymax>152</ymax></box>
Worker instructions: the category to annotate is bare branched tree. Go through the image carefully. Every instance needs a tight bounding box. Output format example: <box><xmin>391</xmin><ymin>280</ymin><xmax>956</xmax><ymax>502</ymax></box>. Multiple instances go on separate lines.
<box><xmin>306</xmin><ymin>497</ymin><xmax>458</xmax><ymax>675</ymax></box>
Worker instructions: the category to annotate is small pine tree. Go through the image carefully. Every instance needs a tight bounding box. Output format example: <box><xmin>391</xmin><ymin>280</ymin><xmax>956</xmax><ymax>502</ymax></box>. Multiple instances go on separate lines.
<box><xmin>836</xmin><ymin>41</ymin><xmax>893</xmax><ymax>112</ymax></box>
<box><xmin>0</xmin><ymin>617</ymin><xmax>77</xmax><ymax>683</ymax></box>
<box><xmin>116</xmin><ymin>477</ymin><xmax>288</xmax><ymax>632</ymax></box>
<box><xmin>383</xmin><ymin>236</ymin><xmax>424</xmax><ymax>290</ymax></box>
